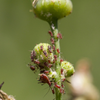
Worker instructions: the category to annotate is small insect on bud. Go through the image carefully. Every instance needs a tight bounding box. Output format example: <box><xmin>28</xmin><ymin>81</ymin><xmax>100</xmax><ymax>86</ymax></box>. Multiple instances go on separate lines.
<box><xmin>62</xmin><ymin>78</ymin><xmax>66</xmax><ymax>82</ymax></box>
<box><xmin>54</xmin><ymin>55</ymin><xmax>57</xmax><ymax>61</ymax></box>
<box><xmin>28</xmin><ymin>64</ymin><xmax>35</xmax><ymax>71</ymax></box>
<box><xmin>44</xmin><ymin>62</ymin><xmax>48</xmax><ymax>67</ymax></box>
<box><xmin>43</xmin><ymin>71</ymin><xmax>49</xmax><ymax>74</ymax></box>
<box><xmin>61</xmin><ymin>84</ymin><xmax>64</xmax><ymax>88</ymax></box>
<box><xmin>31</xmin><ymin>50</ymin><xmax>36</xmax><ymax>62</ymax></box>
<box><xmin>54</xmin><ymin>83</ymin><xmax>60</xmax><ymax>89</ymax></box>
<box><xmin>48</xmin><ymin>31</ymin><xmax>53</xmax><ymax>37</ymax></box>
<box><xmin>51</xmin><ymin>88</ymin><xmax>55</xmax><ymax>94</ymax></box>
<box><xmin>51</xmin><ymin>38</ymin><xmax>54</xmax><ymax>44</ymax></box>
<box><xmin>60</xmin><ymin>59</ymin><xmax>63</xmax><ymax>63</ymax></box>
<box><xmin>40</xmin><ymin>45</ymin><xmax>43</xmax><ymax>51</ymax></box>
<box><xmin>34</xmin><ymin>60</ymin><xmax>40</xmax><ymax>65</ymax></box>
<box><xmin>53</xmin><ymin>59</ymin><xmax>55</xmax><ymax>63</ymax></box>
<box><xmin>53</xmin><ymin>45</ymin><xmax>55</xmax><ymax>51</ymax></box>
<box><xmin>39</xmin><ymin>74</ymin><xmax>51</xmax><ymax>87</ymax></box>
<box><xmin>48</xmin><ymin>60</ymin><xmax>51</xmax><ymax>63</ymax></box>
<box><xmin>48</xmin><ymin>46</ymin><xmax>52</xmax><ymax>53</ymax></box>
<box><xmin>57</xmin><ymin>48</ymin><xmax>60</xmax><ymax>53</ymax></box>
<box><xmin>57</xmin><ymin>33</ymin><xmax>62</xmax><ymax>39</ymax></box>
<box><xmin>43</xmin><ymin>50</ymin><xmax>48</xmax><ymax>57</ymax></box>
<box><xmin>61</xmin><ymin>68</ymin><xmax>63</xmax><ymax>74</ymax></box>
<box><xmin>48</xmin><ymin>64</ymin><xmax>52</xmax><ymax>68</ymax></box>
<box><xmin>60</xmin><ymin>88</ymin><xmax>64</xmax><ymax>94</ymax></box>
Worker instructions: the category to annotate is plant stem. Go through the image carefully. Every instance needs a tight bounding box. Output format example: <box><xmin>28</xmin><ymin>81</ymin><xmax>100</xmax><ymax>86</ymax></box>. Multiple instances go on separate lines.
<box><xmin>49</xmin><ymin>20</ymin><xmax>62</xmax><ymax>100</ymax></box>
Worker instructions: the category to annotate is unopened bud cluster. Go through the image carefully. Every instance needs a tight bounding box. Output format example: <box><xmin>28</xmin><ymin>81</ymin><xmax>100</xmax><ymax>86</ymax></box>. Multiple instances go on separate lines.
<box><xmin>29</xmin><ymin>41</ymin><xmax>75</xmax><ymax>94</ymax></box>
<box><xmin>30</xmin><ymin>0</ymin><xmax>74</xmax><ymax>95</ymax></box>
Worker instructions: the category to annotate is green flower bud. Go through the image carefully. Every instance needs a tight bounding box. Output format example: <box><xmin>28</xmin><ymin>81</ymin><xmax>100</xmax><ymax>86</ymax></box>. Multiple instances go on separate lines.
<box><xmin>61</xmin><ymin>61</ymin><xmax>75</xmax><ymax>77</ymax></box>
<box><xmin>33</xmin><ymin>43</ymin><xmax>54</xmax><ymax>68</ymax></box>
<box><xmin>32</xmin><ymin>0</ymin><xmax>73</xmax><ymax>22</ymax></box>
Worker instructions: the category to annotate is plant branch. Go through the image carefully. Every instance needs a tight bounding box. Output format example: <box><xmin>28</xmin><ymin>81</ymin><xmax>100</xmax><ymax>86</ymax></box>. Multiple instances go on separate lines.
<box><xmin>49</xmin><ymin>20</ymin><xmax>62</xmax><ymax>100</ymax></box>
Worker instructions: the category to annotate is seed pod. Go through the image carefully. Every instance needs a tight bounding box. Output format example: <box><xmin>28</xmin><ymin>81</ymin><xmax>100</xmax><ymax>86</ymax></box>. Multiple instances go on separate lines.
<box><xmin>32</xmin><ymin>0</ymin><xmax>73</xmax><ymax>23</ymax></box>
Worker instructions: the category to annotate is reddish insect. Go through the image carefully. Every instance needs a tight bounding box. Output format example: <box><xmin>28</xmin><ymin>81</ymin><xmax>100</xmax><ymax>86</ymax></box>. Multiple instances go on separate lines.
<box><xmin>48</xmin><ymin>60</ymin><xmax>51</xmax><ymax>63</ymax></box>
<box><xmin>39</xmin><ymin>74</ymin><xmax>51</xmax><ymax>87</ymax></box>
<box><xmin>57</xmin><ymin>48</ymin><xmax>60</xmax><ymax>53</ymax></box>
<box><xmin>54</xmin><ymin>83</ymin><xmax>60</xmax><ymax>89</ymax></box>
<box><xmin>51</xmin><ymin>38</ymin><xmax>55</xmax><ymax>44</ymax></box>
<box><xmin>34</xmin><ymin>60</ymin><xmax>40</xmax><ymax>64</ymax></box>
<box><xmin>43</xmin><ymin>71</ymin><xmax>49</xmax><ymax>74</ymax></box>
<box><xmin>53</xmin><ymin>59</ymin><xmax>55</xmax><ymax>63</ymax></box>
<box><xmin>48</xmin><ymin>31</ymin><xmax>53</xmax><ymax>37</ymax></box>
<box><xmin>61</xmin><ymin>84</ymin><xmax>64</xmax><ymax>88</ymax></box>
<box><xmin>60</xmin><ymin>88</ymin><xmax>64</xmax><ymax>94</ymax></box>
<box><xmin>51</xmin><ymin>88</ymin><xmax>55</xmax><ymax>94</ymax></box>
<box><xmin>43</xmin><ymin>50</ymin><xmax>48</xmax><ymax>57</ymax></box>
<box><xmin>62</xmin><ymin>78</ymin><xmax>65</xmax><ymax>82</ymax></box>
<box><xmin>61</xmin><ymin>68</ymin><xmax>63</xmax><ymax>74</ymax></box>
<box><xmin>54</xmin><ymin>55</ymin><xmax>57</xmax><ymax>61</ymax></box>
<box><xmin>28</xmin><ymin>64</ymin><xmax>35</xmax><ymax>71</ymax></box>
<box><xmin>31</xmin><ymin>50</ymin><xmax>36</xmax><ymax>62</ymax></box>
<box><xmin>59</xmin><ymin>33</ymin><xmax>62</xmax><ymax>39</ymax></box>
<box><xmin>44</xmin><ymin>62</ymin><xmax>48</xmax><ymax>67</ymax></box>
<box><xmin>53</xmin><ymin>45</ymin><xmax>55</xmax><ymax>51</ymax></box>
<box><xmin>40</xmin><ymin>45</ymin><xmax>43</xmax><ymax>51</ymax></box>
<box><xmin>60</xmin><ymin>59</ymin><xmax>63</xmax><ymax>63</ymax></box>
<box><xmin>48</xmin><ymin>64</ymin><xmax>52</xmax><ymax>68</ymax></box>
<box><xmin>48</xmin><ymin>46</ymin><xmax>52</xmax><ymax>53</ymax></box>
<box><xmin>57</xmin><ymin>33</ymin><xmax>62</xmax><ymax>39</ymax></box>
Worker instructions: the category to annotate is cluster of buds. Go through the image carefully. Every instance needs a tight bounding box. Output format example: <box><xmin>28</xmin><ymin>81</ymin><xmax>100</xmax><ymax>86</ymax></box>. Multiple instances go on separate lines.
<box><xmin>29</xmin><ymin>43</ymin><xmax>75</xmax><ymax>94</ymax></box>
<box><xmin>30</xmin><ymin>0</ymin><xmax>75</xmax><ymax>97</ymax></box>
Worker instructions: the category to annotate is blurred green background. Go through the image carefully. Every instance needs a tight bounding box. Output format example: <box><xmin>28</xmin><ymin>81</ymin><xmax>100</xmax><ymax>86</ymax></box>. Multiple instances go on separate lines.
<box><xmin>0</xmin><ymin>0</ymin><xmax>100</xmax><ymax>100</ymax></box>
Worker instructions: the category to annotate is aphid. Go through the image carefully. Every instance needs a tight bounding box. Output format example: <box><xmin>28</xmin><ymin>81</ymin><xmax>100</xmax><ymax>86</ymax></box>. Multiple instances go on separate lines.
<box><xmin>31</xmin><ymin>50</ymin><xmax>36</xmax><ymax>62</ymax></box>
<box><xmin>60</xmin><ymin>59</ymin><xmax>63</xmax><ymax>63</ymax></box>
<box><xmin>43</xmin><ymin>71</ymin><xmax>49</xmax><ymax>74</ymax></box>
<box><xmin>54</xmin><ymin>55</ymin><xmax>57</xmax><ymax>61</ymax></box>
<box><xmin>57</xmin><ymin>33</ymin><xmax>62</xmax><ymax>39</ymax></box>
<box><xmin>0</xmin><ymin>82</ymin><xmax>4</xmax><ymax>89</ymax></box>
<box><xmin>51</xmin><ymin>38</ymin><xmax>55</xmax><ymax>44</ymax></box>
<box><xmin>61</xmin><ymin>68</ymin><xmax>63</xmax><ymax>74</ymax></box>
<box><xmin>60</xmin><ymin>88</ymin><xmax>64</xmax><ymax>94</ymax></box>
<box><xmin>53</xmin><ymin>59</ymin><xmax>55</xmax><ymax>63</ymax></box>
<box><xmin>54</xmin><ymin>83</ymin><xmax>60</xmax><ymax>89</ymax></box>
<box><xmin>59</xmin><ymin>33</ymin><xmax>62</xmax><ymax>39</ymax></box>
<box><xmin>40</xmin><ymin>45</ymin><xmax>43</xmax><ymax>51</ymax></box>
<box><xmin>44</xmin><ymin>62</ymin><xmax>48</xmax><ymax>67</ymax></box>
<box><xmin>39</xmin><ymin>74</ymin><xmax>51</xmax><ymax>86</ymax></box>
<box><xmin>51</xmin><ymin>88</ymin><xmax>55</xmax><ymax>94</ymax></box>
<box><xmin>28</xmin><ymin>64</ymin><xmax>35</xmax><ymax>71</ymax></box>
<box><xmin>57</xmin><ymin>48</ymin><xmax>60</xmax><ymax>53</ymax></box>
<box><xmin>43</xmin><ymin>50</ymin><xmax>48</xmax><ymax>57</ymax></box>
<box><xmin>48</xmin><ymin>46</ymin><xmax>52</xmax><ymax>53</ymax></box>
<box><xmin>62</xmin><ymin>78</ymin><xmax>65</xmax><ymax>82</ymax></box>
<box><xmin>34</xmin><ymin>60</ymin><xmax>40</xmax><ymax>64</ymax></box>
<box><xmin>53</xmin><ymin>45</ymin><xmax>55</xmax><ymax>51</ymax></box>
<box><xmin>48</xmin><ymin>60</ymin><xmax>51</xmax><ymax>63</ymax></box>
<box><xmin>48</xmin><ymin>64</ymin><xmax>52</xmax><ymax>68</ymax></box>
<box><xmin>48</xmin><ymin>31</ymin><xmax>53</xmax><ymax>37</ymax></box>
<box><xmin>61</xmin><ymin>84</ymin><xmax>64</xmax><ymax>88</ymax></box>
